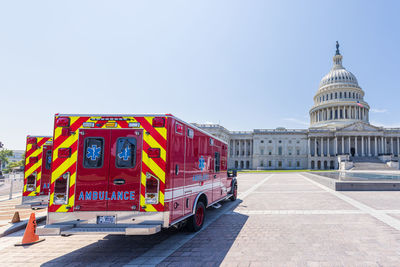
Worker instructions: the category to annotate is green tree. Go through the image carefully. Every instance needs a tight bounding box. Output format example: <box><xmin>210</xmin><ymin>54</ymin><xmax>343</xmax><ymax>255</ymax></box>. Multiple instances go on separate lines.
<box><xmin>4</xmin><ymin>160</ymin><xmax>24</xmax><ymax>173</ymax></box>
<box><xmin>0</xmin><ymin>149</ymin><xmax>13</xmax><ymax>170</ymax></box>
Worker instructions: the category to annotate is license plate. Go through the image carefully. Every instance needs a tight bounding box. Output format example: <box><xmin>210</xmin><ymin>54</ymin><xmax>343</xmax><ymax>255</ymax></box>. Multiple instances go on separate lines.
<box><xmin>97</xmin><ymin>215</ymin><xmax>116</xmax><ymax>224</ymax></box>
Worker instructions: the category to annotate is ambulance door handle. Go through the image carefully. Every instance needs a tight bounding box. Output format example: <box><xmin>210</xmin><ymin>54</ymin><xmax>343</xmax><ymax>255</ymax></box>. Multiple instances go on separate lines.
<box><xmin>113</xmin><ymin>179</ymin><xmax>125</xmax><ymax>185</ymax></box>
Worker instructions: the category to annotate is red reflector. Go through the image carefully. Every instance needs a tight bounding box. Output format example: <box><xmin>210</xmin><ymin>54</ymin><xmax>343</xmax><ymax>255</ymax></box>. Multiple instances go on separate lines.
<box><xmin>29</xmin><ymin>157</ymin><xmax>38</xmax><ymax>164</ymax></box>
<box><xmin>58</xmin><ymin>148</ymin><xmax>71</xmax><ymax>158</ymax></box>
<box><xmin>147</xmin><ymin>148</ymin><xmax>160</xmax><ymax>158</ymax></box>
<box><xmin>61</xmin><ymin>128</ymin><xmax>71</xmax><ymax>136</ymax></box>
<box><xmin>152</xmin><ymin>117</ymin><xmax>165</xmax><ymax>127</ymax></box>
<box><xmin>56</xmin><ymin>117</ymin><xmax>70</xmax><ymax>127</ymax></box>
<box><xmin>27</xmin><ymin>137</ymin><xmax>37</xmax><ymax>144</ymax></box>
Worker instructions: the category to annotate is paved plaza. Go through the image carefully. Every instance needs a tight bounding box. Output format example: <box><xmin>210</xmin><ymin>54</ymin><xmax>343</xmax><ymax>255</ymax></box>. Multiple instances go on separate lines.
<box><xmin>1</xmin><ymin>172</ymin><xmax>400</xmax><ymax>266</ymax></box>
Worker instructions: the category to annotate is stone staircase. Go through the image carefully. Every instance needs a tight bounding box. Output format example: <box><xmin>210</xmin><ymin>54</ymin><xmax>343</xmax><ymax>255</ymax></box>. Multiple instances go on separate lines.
<box><xmin>350</xmin><ymin>156</ymin><xmax>396</xmax><ymax>170</ymax></box>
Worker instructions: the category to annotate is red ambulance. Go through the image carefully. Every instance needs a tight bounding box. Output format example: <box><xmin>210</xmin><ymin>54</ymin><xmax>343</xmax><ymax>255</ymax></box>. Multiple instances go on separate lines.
<box><xmin>17</xmin><ymin>135</ymin><xmax>53</xmax><ymax>209</ymax></box>
<box><xmin>38</xmin><ymin>114</ymin><xmax>237</xmax><ymax>235</ymax></box>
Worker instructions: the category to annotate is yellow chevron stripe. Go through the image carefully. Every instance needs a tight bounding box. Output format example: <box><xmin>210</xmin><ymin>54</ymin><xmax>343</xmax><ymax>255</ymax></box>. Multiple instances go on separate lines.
<box><xmin>51</xmin><ymin>150</ymin><xmax>77</xmax><ymax>183</ymax></box>
<box><xmin>50</xmin><ymin>117</ymin><xmax>83</xmax><ymax>212</ymax></box>
<box><xmin>142</xmin><ymin>151</ymin><xmax>165</xmax><ymax>183</ymax></box>
<box><xmin>52</xmin><ymin>133</ymin><xmax>79</xmax><ymax>163</ymax></box>
<box><xmin>144</xmin><ymin>117</ymin><xmax>167</xmax><ymax>140</ymax></box>
<box><xmin>143</xmin><ymin>131</ymin><xmax>166</xmax><ymax>162</ymax></box>
<box><xmin>159</xmin><ymin>191</ymin><xmax>164</xmax><ymax>205</ymax></box>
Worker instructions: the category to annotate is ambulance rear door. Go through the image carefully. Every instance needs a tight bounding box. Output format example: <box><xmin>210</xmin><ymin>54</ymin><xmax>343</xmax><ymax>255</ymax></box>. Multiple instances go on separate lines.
<box><xmin>40</xmin><ymin>144</ymin><xmax>53</xmax><ymax>195</ymax></box>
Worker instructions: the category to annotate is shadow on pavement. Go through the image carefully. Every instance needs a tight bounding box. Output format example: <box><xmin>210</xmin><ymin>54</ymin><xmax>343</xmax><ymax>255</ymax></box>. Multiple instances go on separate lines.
<box><xmin>41</xmin><ymin>199</ymin><xmax>247</xmax><ymax>267</ymax></box>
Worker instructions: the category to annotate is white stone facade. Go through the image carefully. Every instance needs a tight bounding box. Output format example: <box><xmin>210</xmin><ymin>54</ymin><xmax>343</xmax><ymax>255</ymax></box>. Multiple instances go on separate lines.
<box><xmin>194</xmin><ymin>43</ymin><xmax>400</xmax><ymax>170</ymax></box>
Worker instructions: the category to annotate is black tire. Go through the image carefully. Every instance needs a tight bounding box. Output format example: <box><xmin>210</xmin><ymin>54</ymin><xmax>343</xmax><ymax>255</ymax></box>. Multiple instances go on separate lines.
<box><xmin>186</xmin><ymin>201</ymin><xmax>206</xmax><ymax>232</ymax></box>
<box><xmin>229</xmin><ymin>184</ymin><xmax>237</xmax><ymax>201</ymax></box>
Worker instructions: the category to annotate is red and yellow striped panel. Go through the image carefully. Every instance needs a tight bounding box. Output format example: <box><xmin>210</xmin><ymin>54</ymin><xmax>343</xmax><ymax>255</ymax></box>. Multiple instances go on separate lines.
<box><xmin>49</xmin><ymin>116</ymin><xmax>167</xmax><ymax>213</ymax></box>
<box><xmin>23</xmin><ymin>136</ymin><xmax>52</xmax><ymax>197</ymax></box>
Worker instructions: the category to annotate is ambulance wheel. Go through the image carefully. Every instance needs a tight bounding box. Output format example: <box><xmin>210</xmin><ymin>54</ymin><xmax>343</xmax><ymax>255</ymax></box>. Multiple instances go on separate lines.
<box><xmin>229</xmin><ymin>184</ymin><xmax>237</xmax><ymax>201</ymax></box>
<box><xmin>187</xmin><ymin>201</ymin><xmax>205</xmax><ymax>232</ymax></box>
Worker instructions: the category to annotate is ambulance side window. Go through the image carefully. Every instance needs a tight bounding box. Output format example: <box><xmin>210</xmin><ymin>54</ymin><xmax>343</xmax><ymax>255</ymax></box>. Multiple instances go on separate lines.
<box><xmin>83</xmin><ymin>137</ymin><xmax>104</xmax><ymax>168</ymax></box>
<box><xmin>214</xmin><ymin>152</ymin><xmax>220</xmax><ymax>172</ymax></box>
<box><xmin>45</xmin><ymin>150</ymin><xmax>52</xmax><ymax>170</ymax></box>
<box><xmin>116</xmin><ymin>138</ymin><xmax>136</xmax><ymax>168</ymax></box>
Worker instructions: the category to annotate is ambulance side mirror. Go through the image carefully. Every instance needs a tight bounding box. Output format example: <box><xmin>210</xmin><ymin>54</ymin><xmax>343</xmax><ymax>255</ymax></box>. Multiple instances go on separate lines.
<box><xmin>227</xmin><ymin>169</ymin><xmax>237</xmax><ymax>179</ymax></box>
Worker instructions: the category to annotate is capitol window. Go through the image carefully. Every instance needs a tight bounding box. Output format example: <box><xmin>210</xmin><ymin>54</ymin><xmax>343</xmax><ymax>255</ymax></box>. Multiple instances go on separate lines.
<box><xmin>268</xmin><ymin>140</ymin><xmax>272</xmax><ymax>143</ymax></box>
<box><xmin>278</xmin><ymin>147</ymin><xmax>282</xmax><ymax>155</ymax></box>
<box><xmin>268</xmin><ymin>161</ymin><xmax>272</xmax><ymax>167</ymax></box>
<box><xmin>279</xmin><ymin>140</ymin><xmax>282</xmax><ymax>143</ymax></box>
<box><xmin>260</xmin><ymin>149</ymin><xmax>264</xmax><ymax>155</ymax></box>
<box><xmin>260</xmin><ymin>140</ymin><xmax>264</xmax><ymax>143</ymax></box>
<box><xmin>335</xmin><ymin>93</ymin><xmax>337</xmax><ymax>99</ymax></box>
<box><xmin>330</xmin><ymin>93</ymin><xmax>333</xmax><ymax>99</ymax></box>
<box><xmin>344</xmin><ymin>92</ymin><xmax>347</xmax><ymax>98</ymax></box>
<box><xmin>340</xmin><ymin>92</ymin><xmax>342</xmax><ymax>98</ymax></box>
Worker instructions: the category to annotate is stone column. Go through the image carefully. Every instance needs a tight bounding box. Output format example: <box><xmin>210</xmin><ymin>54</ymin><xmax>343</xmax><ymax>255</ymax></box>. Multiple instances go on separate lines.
<box><xmin>327</xmin><ymin>138</ymin><xmax>330</xmax><ymax>157</ymax></box>
<box><xmin>361</xmin><ymin>136</ymin><xmax>364</xmax><ymax>156</ymax></box>
<box><xmin>308</xmin><ymin>138</ymin><xmax>311</xmax><ymax>156</ymax></box>
<box><xmin>374</xmin><ymin>136</ymin><xmax>377</xmax><ymax>156</ymax></box>
<box><xmin>397</xmin><ymin>137</ymin><xmax>399</xmax><ymax>157</ymax></box>
<box><xmin>314</xmin><ymin>138</ymin><xmax>317</xmax><ymax>157</ymax></box>
<box><xmin>355</xmin><ymin>137</ymin><xmax>358</xmax><ymax>156</ymax></box>
<box><xmin>342</xmin><ymin>136</ymin><xmax>345</xmax><ymax>154</ymax></box>
<box><xmin>368</xmin><ymin>136</ymin><xmax>371</xmax><ymax>156</ymax></box>
<box><xmin>391</xmin><ymin>137</ymin><xmax>394</xmax><ymax>155</ymax></box>
<box><xmin>321</xmin><ymin>137</ymin><xmax>324</xmax><ymax>157</ymax></box>
<box><xmin>334</xmin><ymin>137</ymin><xmax>338</xmax><ymax>155</ymax></box>
<box><xmin>348</xmin><ymin>136</ymin><xmax>351</xmax><ymax>155</ymax></box>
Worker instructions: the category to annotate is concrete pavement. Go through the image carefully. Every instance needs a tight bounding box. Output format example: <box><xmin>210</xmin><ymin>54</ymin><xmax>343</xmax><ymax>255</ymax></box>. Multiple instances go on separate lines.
<box><xmin>0</xmin><ymin>172</ymin><xmax>400</xmax><ymax>266</ymax></box>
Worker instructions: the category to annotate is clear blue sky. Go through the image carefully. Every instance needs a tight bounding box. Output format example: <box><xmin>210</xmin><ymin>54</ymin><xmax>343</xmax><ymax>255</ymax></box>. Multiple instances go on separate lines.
<box><xmin>1</xmin><ymin>0</ymin><xmax>400</xmax><ymax>149</ymax></box>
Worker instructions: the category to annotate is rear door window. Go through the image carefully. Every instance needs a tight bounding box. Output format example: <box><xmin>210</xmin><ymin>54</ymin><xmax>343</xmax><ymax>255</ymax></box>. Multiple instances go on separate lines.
<box><xmin>45</xmin><ymin>150</ymin><xmax>52</xmax><ymax>170</ymax></box>
<box><xmin>215</xmin><ymin>152</ymin><xmax>220</xmax><ymax>172</ymax></box>
<box><xmin>83</xmin><ymin>137</ymin><xmax>104</xmax><ymax>168</ymax></box>
<box><xmin>116</xmin><ymin>138</ymin><xmax>137</xmax><ymax>168</ymax></box>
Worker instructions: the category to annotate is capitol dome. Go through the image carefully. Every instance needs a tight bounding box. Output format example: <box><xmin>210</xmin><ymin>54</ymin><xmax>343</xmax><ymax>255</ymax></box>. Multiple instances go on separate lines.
<box><xmin>319</xmin><ymin>68</ymin><xmax>358</xmax><ymax>87</ymax></box>
<box><xmin>309</xmin><ymin>42</ymin><xmax>369</xmax><ymax>128</ymax></box>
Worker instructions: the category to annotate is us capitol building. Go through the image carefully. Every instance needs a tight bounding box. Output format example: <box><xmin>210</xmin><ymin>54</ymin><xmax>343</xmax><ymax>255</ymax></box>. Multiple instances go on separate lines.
<box><xmin>194</xmin><ymin>43</ymin><xmax>400</xmax><ymax>170</ymax></box>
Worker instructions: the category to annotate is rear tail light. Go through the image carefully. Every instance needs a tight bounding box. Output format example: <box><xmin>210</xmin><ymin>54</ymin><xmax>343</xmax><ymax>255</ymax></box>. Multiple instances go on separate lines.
<box><xmin>53</xmin><ymin>172</ymin><xmax>70</xmax><ymax>205</ymax></box>
<box><xmin>152</xmin><ymin>117</ymin><xmax>165</xmax><ymax>127</ymax></box>
<box><xmin>29</xmin><ymin>156</ymin><xmax>38</xmax><ymax>164</ymax></box>
<box><xmin>61</xmin><ymin>128</ymin><xmax>72</xmax><ymax>136</ymax></box>
<box><xmin>27</xmin><ymin>137</ymin><xmax>37</xmax><ymax>144</ymax></box>
<box><xmin>58</xmin><ymin>148</ymin><xmax>71</xmax><ymax>158</ymax></box>
<box><xmin>26</xmin><ymin>173</ymin><xmax>37</xmax><ymax>191</ymax></box>
<box><xmin>56</xmin><ymin>117</ymin><xmax>70</xmax><ymax>127</ymax></box>
<box><xmin>145</xmin><ymin>173</ymin><xmax>159</xmax><ymax>204</ymax></box>
<box><xmin>147</xmin><ymin>148</ymin><xmax>160</xmax><ymax>158</ymax></box>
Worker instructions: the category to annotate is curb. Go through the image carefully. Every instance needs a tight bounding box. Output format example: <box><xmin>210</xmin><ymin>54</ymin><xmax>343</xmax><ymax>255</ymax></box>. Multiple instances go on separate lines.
<box><xmin>0</xmin><ymin>215</ymin><xmax>46</xmax><ymax>237</ymax></box>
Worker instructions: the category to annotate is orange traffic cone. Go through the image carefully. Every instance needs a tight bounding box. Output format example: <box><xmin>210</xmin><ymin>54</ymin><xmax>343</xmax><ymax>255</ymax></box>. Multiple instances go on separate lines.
<box><xmin>10</xmin><ymin>211</ymin><xmax>21</xmax><ymax>223</ymax></box>
<box><xmin>15</xmin><ymin>213</ymin><xmax>45</xmax><ymax>246</ymax></box>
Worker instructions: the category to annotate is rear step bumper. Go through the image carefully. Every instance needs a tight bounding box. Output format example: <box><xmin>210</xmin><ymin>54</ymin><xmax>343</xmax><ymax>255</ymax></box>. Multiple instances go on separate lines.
<box><xmin>37</xmin><ymin>224</ymin><xmax>161</xmax><ymax>236</ymax></box>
